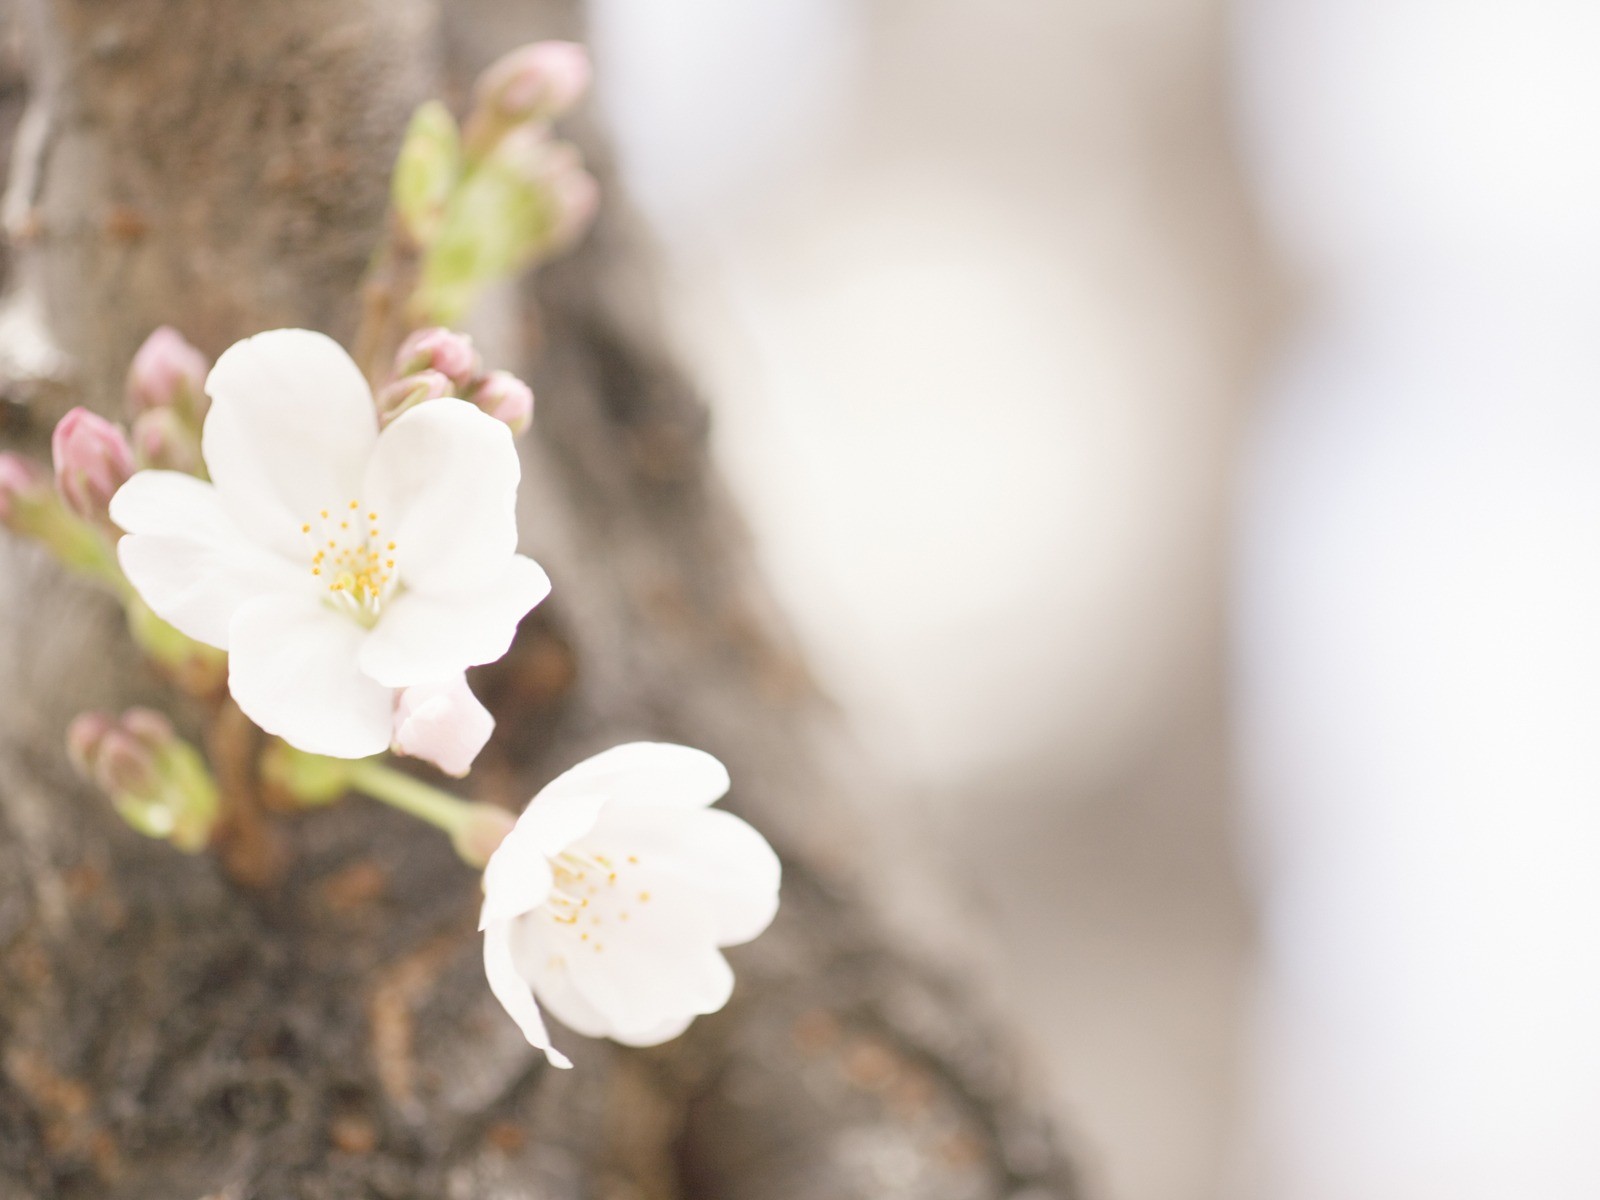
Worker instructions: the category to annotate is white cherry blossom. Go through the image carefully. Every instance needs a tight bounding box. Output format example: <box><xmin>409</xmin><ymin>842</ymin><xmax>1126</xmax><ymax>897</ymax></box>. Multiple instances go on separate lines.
<box><xmin>480</xmin><ymin>742</ymin><xmax>780</xmax><ymax>1068</ymax></box>
<box><xmin>110</xmin><ymin>328</ymin><xmax>549</xmax><ymax>758</ymax></box>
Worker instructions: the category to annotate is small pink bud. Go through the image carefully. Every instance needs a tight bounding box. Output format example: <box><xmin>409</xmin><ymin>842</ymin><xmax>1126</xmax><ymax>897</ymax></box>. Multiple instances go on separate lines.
<box><xmin>547</xmin><ymin>166</ymin><xmax>600</xmax><ymax>252</ymax></box>
<box><xmin>392</xmin><ymin>676</ymin><xmax>496</xmax><ymax>778</ymax></box>
<box><xmin>66</xmin><ymin>710</ymin><xmax>115</xmax><ymax>777</ymax></box>
<box><xmin>66</xmin><ymin>708</ymin><xmax>219</xmax><ymax>850</ymax></box>
<box><xmin>131</xmin><ymin>408</ymin><xmax>203</xmax><ymax>474</ymax></box>
<box><xmin>52</xmin><ymin>408</ymin><xmax>134</xmax><ymax>533</ymax></box>
<box><xmin>375</xmin><ymin>369</ymin><xmax>455</xmax><ymax>427</ymax></box>
<box><xmin>94</xmin><ymin>728</ymin><xmax>160</xmax><ymax>797</ymax></box>
<box><xmin>126</xmin><ymin>326</ymin><xmax>209</xmax><ymax>420</ymax></box>
<box><xmin>476</xmin><ymin>41</ymin><xmax>591</xmax><ymax>125</ymax></box>
<box><xmin>452</xmin><ymin>803</ymin><xmax>516</xmax><ymax>869</ymax></box>
<box><xmin>120</xmin><ymin>707</ymin><xmax>175</xmax><ymax>752</ymax></box>
<box><xmin>466</xmin><ymin>370</ymin><xmax>533</xmax><ymax>436</ymax></box>
<box><xmin>0</xmin><ymin>453</ymin><xmax>51</xmax><ymax>531</ymax></box>
<box><xmin>394</xmin><ymin>327</ymin><xmax>481</xmax><ymax>387</ymax></box>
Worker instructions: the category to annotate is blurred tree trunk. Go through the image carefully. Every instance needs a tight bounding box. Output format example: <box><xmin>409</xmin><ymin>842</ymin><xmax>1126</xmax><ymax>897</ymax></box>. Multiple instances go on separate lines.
<box><xmin>0</xmin><ymin>1</ymin><xmax>1077</xmax><ymax>1197</ymax></box>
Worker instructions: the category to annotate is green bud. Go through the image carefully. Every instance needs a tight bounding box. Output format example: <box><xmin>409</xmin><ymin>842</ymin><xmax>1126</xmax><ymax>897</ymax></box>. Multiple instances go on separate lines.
<box><xmin>392</xmin><ymin>100</ymin><xmax>462</xmax><ymax>246</ymax></box>
<box><xmin>412</xmin><ymin>143</ymin><xmax>570</xmax><ymax>323</ymax></box>
<box><xmin>67</xmin><ymin>708</ymin><xmax>220</xmax><ymax>852</ymax></box>
<box><xmin>262</xmin><ymin>741</ymin><xmax>355</xmax><ymax>808</ymax></box>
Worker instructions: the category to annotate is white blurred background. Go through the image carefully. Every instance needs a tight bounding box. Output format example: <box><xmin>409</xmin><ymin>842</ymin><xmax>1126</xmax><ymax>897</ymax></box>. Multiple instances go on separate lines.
<box><xmin>588</xmin><ymin>1</ymin><xmax>1600</xmax><ymax>1197</ymax></box>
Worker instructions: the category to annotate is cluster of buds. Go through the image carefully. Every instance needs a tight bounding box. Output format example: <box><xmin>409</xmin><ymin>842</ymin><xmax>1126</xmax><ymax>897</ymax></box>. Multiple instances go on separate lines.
<box><xmin>378</xmin><ymin>327</ymin><xmax>534</xmax><ymax>435</ymax></box>
<box><xmin>399</xmin><ymin>42</ymin><xmax>599</xmax><ymax>323</ymax></box>
<box><xmin>67</xmin><ymin>709</ymin><xmax>220</xmax><ymax>851</ymax></box>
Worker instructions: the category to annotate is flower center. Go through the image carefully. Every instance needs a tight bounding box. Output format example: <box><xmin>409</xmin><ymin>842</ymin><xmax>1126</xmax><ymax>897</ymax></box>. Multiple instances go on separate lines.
<box><xmin>302</xmin><ymin>499</ymin><xmax>397</xmax><ymax>625</ymax></box>
<box><xmin>541</xmin><ymin>848</ymin><xmax>646</xmax><ymax>955</ymax></box>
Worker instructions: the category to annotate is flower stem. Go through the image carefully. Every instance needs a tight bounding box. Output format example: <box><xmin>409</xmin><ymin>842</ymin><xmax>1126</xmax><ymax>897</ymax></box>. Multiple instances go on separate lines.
<box><xmin>347</xmin><ymin>758</ymin><xmax>472</xmax><ymax>836</ymax></box>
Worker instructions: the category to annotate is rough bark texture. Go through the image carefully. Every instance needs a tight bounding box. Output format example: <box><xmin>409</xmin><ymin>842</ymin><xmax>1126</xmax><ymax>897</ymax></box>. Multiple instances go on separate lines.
<box><xmin>0</xmin><ymin>2</ymin><xmax>1079</xmax><ymax>1197</ymax></box>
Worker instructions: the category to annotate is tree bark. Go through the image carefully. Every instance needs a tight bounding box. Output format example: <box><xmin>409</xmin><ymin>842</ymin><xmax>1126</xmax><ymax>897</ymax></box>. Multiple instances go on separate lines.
<box><xmin>0</xmin><ymin>2</ymin><xmax>1079</xmax><ymax>1197</ymax></box>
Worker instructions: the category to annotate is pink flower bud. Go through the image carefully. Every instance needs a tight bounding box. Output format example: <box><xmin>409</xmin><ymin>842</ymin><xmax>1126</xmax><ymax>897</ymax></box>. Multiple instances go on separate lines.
<box><xmin>375</xmin><ymin>369</ymin><xmax>455</xmax><ymax>427</ymax></box>
<box><xmin>52</xmin><ymin>408</ymin><xmax>134</xmax><ymax>533</ymax></box>
<box><xmin>452</xmin><ymin>803</ymin><xmax>516</xmax><ymax>869</ymax></box>
<box><xmin>126</xmin><ymin>326</ymin><xmax>209</xmax><ymax>421</ymax></box>
<box><xmin>66</xmin><ymin>710</ymin><xmax>115</xmax><ymax>777</ymax></box>
<box><xmin>0</xmin><ymin>452</ymin><xmax>51</xmax><ymax>532</ymax></box>
<box><xmin>93</xmin><ymin>729</ymin><xmax>160</xmax><ymax>797</ymax></box>
<box><xmin>475</xmin><ymin>41</ymin><xmax>591</xmax><ymax>125</ymax></box>
<box><xmin>392</xmin><ymin>676</ymin><xmax>496</xmax><ymax>778</ymax></box>
<box><xmin>65</xmin><ymin>707</ymin><xmax>218</xmax><ymax>850</ymax></box>
<box><xmin>465</xmin><ymin>370</ymin><xmax>534</xmax><ymax>436</ymax></box>
<box><xmin>131</xmin><ymin>407</ymin><xmax>203</xmax><ymax>475</ymax></box>
<box><xmin>120</xmin><ymin>707</ymin><xmax>175</xmax><ymax>752</ymax></box>
<box><xmin>547</xmin><ymin>166</ymin><xmax>600</xmax><ymax>252</ymax></box>
<box><xmin>394</xmin><ymin>327</ymin><xmax>481</xmax><ymax>387</ymax></box>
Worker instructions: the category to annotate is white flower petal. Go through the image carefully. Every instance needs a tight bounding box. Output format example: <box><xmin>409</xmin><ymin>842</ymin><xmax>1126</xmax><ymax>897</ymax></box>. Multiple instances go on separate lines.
<box><xmin>559</xmin><ymin>862</ymin><xmax>735</xmax><ymax>1038</ymax></box>
<box><xmin>498</xmin><ymin>742</ymin><xmax>734</xmax><ymax>877</ymax></box>
<box><xmin>203</xmin><ymin>330</ymin><xmax>378</xmax><ymax>556</ymax></box>
<box><xmin>484</xmin><ymin>919</ymin><xmax>571</xmax><ymax>1068</ymax></box>
<box><xmin>480</xmin><ymin>827</ymin><xmax>556</xmax><ymax>928</ymax></box>
<box><xmin>509</xmin><ymin>920</ymin><xmax>613</xmax><ymax>1039</ymax></box>
<box><xmin>227</xmin><ymin>593</ymin><xmax>393</xmax><ymax>757</ymax></box>
<box><xmin>593</xmin><ymin>806</ymin><xmax>781</xmax><ymax>947</ymax></box>
<box><xmin>609</xmin><ymin>1013</ymin><xmax>696</xmax><ymax>1048</ymax></box>
<box><xmin>357</xmin><ymin>555</ymin><xmax>549</xmax><ymax>687</ymax></box>
<box><xmin>391</xmin><ymin>675</ymin><xmax>495</xmax><ymax>777</ymax></box>
<box><xmin>112</xmin><ymin>472</ymin><xmax>307</xmax><ymax>649</ymax></box>
<box><xmin>363</xmin><ymin>398</ymin><xmax>521</xmax><ymax>595</ymax></box>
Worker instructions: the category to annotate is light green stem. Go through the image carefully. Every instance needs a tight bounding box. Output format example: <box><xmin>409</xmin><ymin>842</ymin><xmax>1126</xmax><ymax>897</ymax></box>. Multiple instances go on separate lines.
<box><xmin>347</xmin><ymin>758</ymin><xmax>473</xmax><ymax>835</ymax></box>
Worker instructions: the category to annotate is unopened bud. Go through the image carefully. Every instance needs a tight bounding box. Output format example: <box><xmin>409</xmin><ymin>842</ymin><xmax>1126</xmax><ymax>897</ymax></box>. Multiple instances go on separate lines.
<box><xmin>65</xmin><ymin>707</ymin><xmax>218</xmax><ymax>851</ymax></box>
<box><xmin>126</xmin><ymin>326</ymin><xmax>209</xmax><ymax>422</ymax></box>
<box><xmin>475</xmin><ymin>41</ymin><xmax>590</xmax><ymax>126</ymax></box>
<box><xmin>0</xmin><ymin>453</ymin><xmax>52</xmax><ymax>534</ymax></box>
<box><xmin>376</xmin><ymin>369</ymin><xmax>455</xmax><ymax>427</ymax></box>
<box><xmin>547</xmin><ymin>165</ymin><xmax>600</xmax><ymax>253</ymax></box>
<box><xmin>394</xmin><ymin>327</ymin><xmax>481</xmax><ymax>387</ymax></box>
<box><xmin>465</xmin><ymin>370</ymin><xmax>533</xmax><ymax>436</ymax></box>
<box><xmin>95</xmin><ymin>728</ymin><xmax>161</xmax><ymax>796</ymax></box>
<box><xmin>392</xmin><ymin>676</ymin><xmax>496</xmax><ymax>777</ymax></box>
<box><xmin>452</xmin><ymin>803</ymin><xmax>516</xmax><ymax>868</ymax></box>
<box><xmin>131</xmin><ymin>407</ymin><xmax>204</xmax><ymax>475</ymax></box>
<box><xmin>66</xmin><ymin>710</ymin><xmax>115</xmax><ymax>777</ymax></box>
<box><xmin>52</xmin><ymin>408</ymin><xmax>133</xmax><ymax>535</ymax></box>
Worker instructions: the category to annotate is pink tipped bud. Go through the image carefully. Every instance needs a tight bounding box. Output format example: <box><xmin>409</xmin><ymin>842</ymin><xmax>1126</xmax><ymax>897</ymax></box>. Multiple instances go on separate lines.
<box><xmin>548</xmin><ymin>166</ymin><xmax>600</xmax><ymax>252</ymax></box>
<box><xmin>52</xmin><ymin>408</ymin><xmax>134</xmax><ymax>533</ymax></box>
<box><xmin>0</xmin><ymin>453</ymin><xmax>51</xmax><ymax>531</ymax></box>
<box><xmin>120</xmin><ymin>707</ymin><xmax>176</xmax><ymax>752</ymax></box>
<box><xmin>452</xmin><ymin>803</ymin><xmax>516</xmax><ymax>869</ymax></box>
<box><xmin>394</xmin><ymin>327</ymin><xmax>481</xmax><ymax>387</ymax></box>
<box><xmin>131</xmin><ymin>408</ymin><xmax>203</xmax><ymax>475</ymax></box>
<box><xmin>66</xmin><ymin>710</ymin><xmax>115</xmax><ymax>777</ymax></box>
<box><xmin>67</xmin><ymin>707</ymin><xmax>218</xmax><ymax>850</ymax></box>
<box><xmin>93</xmin><ymin>729</ymin><xmax>160</xmax><ymax>797</ymax></box>
<box><xmin>476</xmin><ymin>41</ymin><xmax>590</xmax><ymax>125</ymax></box>
<box><xmin>392</xmin><ymin>676</ymin><xmax>496</xmax><ymax>778</ymax></box>
<box><xmin>465</xmin><ymin>370</ymin><xmax>533</xmax><ymax>436</ymax></box>
<box><xmin>126</xmin><ymin>326</ymin><xmax>209</xmax><ymax>421</ymax></box>
<box><xmin>375</xmin><ymin>369</ymin><xmax>454</xmax><ymax>427</ymax></box>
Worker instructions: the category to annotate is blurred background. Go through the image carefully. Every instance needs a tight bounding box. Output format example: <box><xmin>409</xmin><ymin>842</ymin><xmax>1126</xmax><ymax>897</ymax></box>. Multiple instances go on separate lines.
<box><xmin>586</xmin><ymin>2</ymin><xmax>1600</xmax><ymax>1198</ymax></box>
